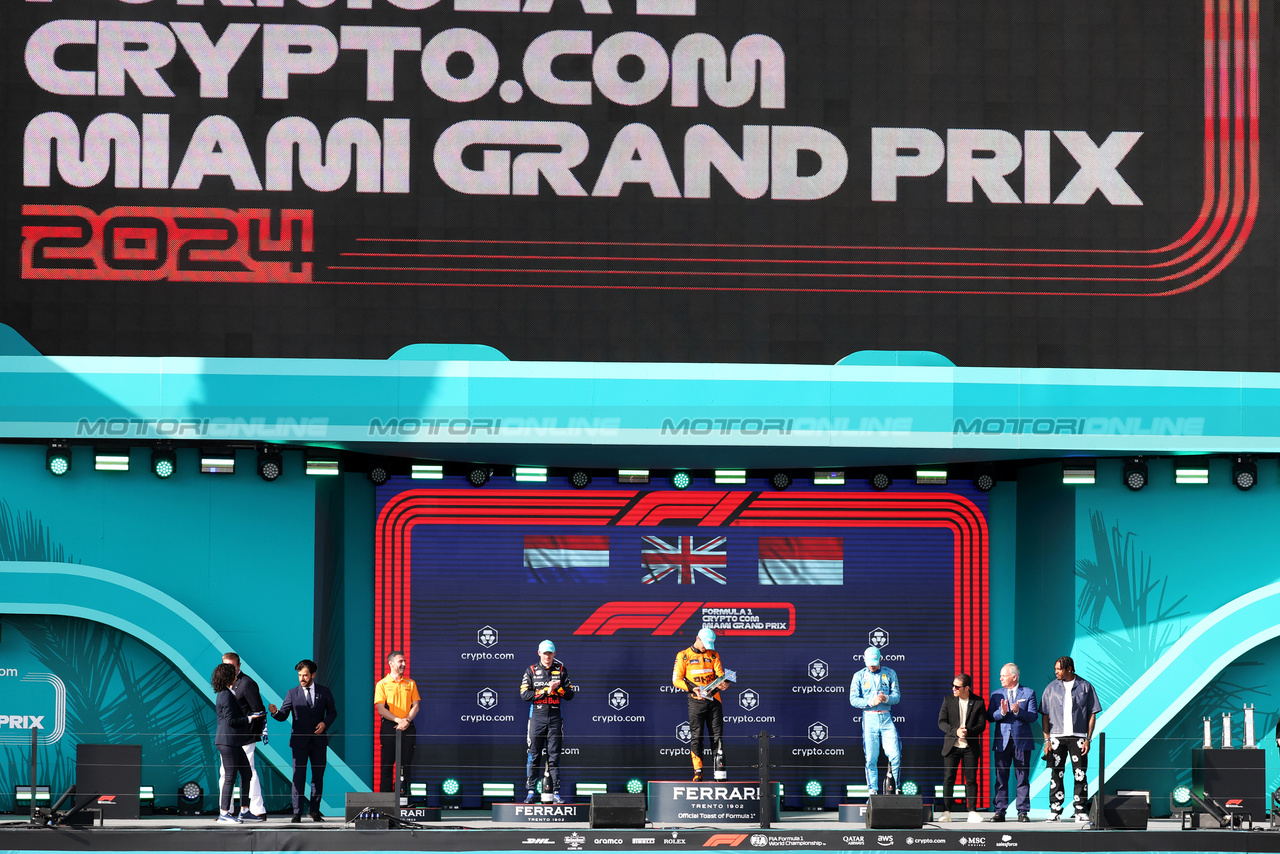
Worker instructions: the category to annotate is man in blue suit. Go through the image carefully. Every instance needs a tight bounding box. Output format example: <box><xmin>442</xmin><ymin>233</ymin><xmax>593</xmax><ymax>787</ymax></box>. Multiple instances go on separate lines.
<box><xmin>986</xmin><ymin>662</ymin><xmax>1037</xmax><ymax>822</ymax></box>
<box><xmin>269</xmin><ymin>659</ymin><xmax>338</xmax><ymax>822</ymax></box>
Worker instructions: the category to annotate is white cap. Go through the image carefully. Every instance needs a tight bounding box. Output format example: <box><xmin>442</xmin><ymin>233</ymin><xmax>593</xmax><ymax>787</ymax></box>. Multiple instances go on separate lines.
<box><xmin>696</xmin><ymin>628</ymin><xmax>717</xmax><ymax>650</ymax></box>
<box><xmin>538</xmin><ymin>640</ymin><xmax>555</xmax><ymax>654</ymax></box>
<box><xmin>862</xmin><ymin>646</ymin><xmax>882</xmax><ymax>666</ymax></box>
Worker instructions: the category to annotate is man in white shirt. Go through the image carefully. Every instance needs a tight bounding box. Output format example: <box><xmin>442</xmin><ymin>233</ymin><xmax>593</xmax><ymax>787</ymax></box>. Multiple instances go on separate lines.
<box><xmin>1040</xmin><ymin>656</ymin><xmax>1101</xmax><ymax>823</ymax></box>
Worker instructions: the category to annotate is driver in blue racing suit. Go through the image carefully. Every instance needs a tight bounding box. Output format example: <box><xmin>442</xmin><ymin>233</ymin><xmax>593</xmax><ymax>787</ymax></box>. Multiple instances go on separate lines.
<box><xmin>520</xmin><ymin>639</ymin><xmax>575</xmax><ymax>803</ymax></box>
<box><xmin>850</xmin><ymin>645</ymin><xmax>901</xmax><ymax>794</ymax></box>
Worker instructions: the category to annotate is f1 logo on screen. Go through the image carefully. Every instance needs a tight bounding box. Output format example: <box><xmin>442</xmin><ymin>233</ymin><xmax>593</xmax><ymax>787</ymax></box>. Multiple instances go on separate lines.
<box><xmin>572</xmin><ymin>602</ymin><xmax>796</xmax><ymax>636</ymax></box>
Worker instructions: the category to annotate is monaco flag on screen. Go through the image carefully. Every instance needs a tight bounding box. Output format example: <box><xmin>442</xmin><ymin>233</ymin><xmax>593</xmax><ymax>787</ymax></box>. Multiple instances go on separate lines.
<box><xmin>757</xmin><ymin>537</ymin><xmax>844</xmax><ymax>585</ymax></box>
<box><xmin>524</xmin><ymin>535</ymin><xmax>610</xmax><ymax>583</ymax></box>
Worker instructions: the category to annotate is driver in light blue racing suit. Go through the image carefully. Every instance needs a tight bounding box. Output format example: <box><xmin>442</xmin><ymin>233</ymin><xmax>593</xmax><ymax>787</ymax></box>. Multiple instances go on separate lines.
<box><xmin>850</xmin><ymin>646</ymin><xmax>901</xmax><ymax>794</ymax></box>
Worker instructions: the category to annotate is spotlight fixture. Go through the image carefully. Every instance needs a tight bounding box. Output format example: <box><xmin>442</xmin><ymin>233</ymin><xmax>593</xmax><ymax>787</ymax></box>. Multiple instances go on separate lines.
<box><xmin>900</xmin><ymin>780</ymin><xmax>919</xmax><ymax>797</ymax></box>
<box><xmin>569</xmin><ymin>470</ymin><xmax>591</xmax><ymax>489</ymax></box>
<box><xmin>515</xmin><ymin>466</ymin><xmax>548</xmax><ymax>482</ymax></box>
<box><xmin>408</xmin><ymin>782</ymin><xmax>429</xmax><ymax>806</ymax></box>
<box><xmin>46</xmin><ymin>443</ymin><xmax>72</xmax><ymax>476</ymax></box>
<box><xmin>770</xmin><ymin>472</ymin><xmax>792</xmax><ymax>491</ymax></box>
<box><xmin>625</xmin><ymin>778</ymin><xmax>645</xmax><ymax>795</ymax></box>
<box><xmin>869</xmin><ymin>472</ymin><xmax>891</xmax><ymax>491</ymax></box>
<box><xmin>368</xmin><ymin>463</ymin><xmax>390</xmax><ymax>485</ymax></box>
<box><xmin>1232</xmin><ymin>456</ymin><xmax>1257</xmax><ymax>491</ymax></box>
<box><xmin>410</xmin><ymin>464</ymin><xmax>443</xmax><ymax>480</ymax></box>
<box><xmin>714</xmin><ymin>469</ymin><xmax>746</xmax><ymax>485</ymax></box>
<box><xmin>200</xmin><ymin>451</ymin><xmax>235</xmax><ymax>474</ymax></box>
<box><xmin>1170</xmin><ymin>785</ymin><xmax>1193</xmax><ymax>817</ymax></box>
<box><xmin>468</xmin><ymin>467</ymin><xmax>490</xmax><ymax>487</ymax></box>
<box><xmin>1175</xmin><ymin>460</ymin><xmax>1209</xmax><ymax>485</ymax></box>
<box><xmin>305</xmin><ymin>458</ymin><xmax>340</xmax><ymax>477</ymax></box>
<box><xmin>257</xmin><ymin>449</ymin><xmax>283</xmax><ymax>482</ymax></box>
<box><xmin>151</xmin><ymin>446</ymin><xmax>176</xmax><ymax>479</ymax></box>
<box><xmin>1062</xmin><ymin>460</ymin><xmax>1096</xmax><ymax>485</ymax></box>
<box><xmin>814</xmin><ymin>470</ymin><xmax>845</xmax><ymax>485</ymax></box>
<box><xmin>482</xmin><ymin>782</ymin><xmax>515</xmax><ymax>807</ymax></box>
<box><xmin>670</xmin><ymin>471</ymin><xmax>691</xmax><ymax>490</ymax></box>
<box><xmin>972</xmin><ymin>470</ymin><xmax>995</xmax><ymax>492</ymax></box>
<box><xmin>1123</xmin><ymin>458</ymin><xmax>1148</xmax><ymax>491</ymax></box>
<box><xmin>139</xmin><ymin>785</ymin><xmax>155</xmax><ymax>815</ymax></box>
<box><xmin>440</xmin><ymin>777</ymin><xmax>462</xmax><ymax>809</ymax></box>
<box><xmin>617</xmin><ymin>469</ymin><xmax>649</xmax><ymax>484</ymax></box>
<box><xmin>94</xmin><ymin>449</ymin><xmax>130</xmax><ymax>472</ymax></box>
<box><xmin>177</xmin><ymin>780</ymin><xmax>203</xmax><ymax>815</ymax></box>
<box><xmin>916</xmin><ymin>469</ymin><xmax>947</xmax><ymax>485</ymax></box>
<box><xmin>802</xmin><ymin>779</ymin><xmax>824</xmax><ymax>811</ymax></box>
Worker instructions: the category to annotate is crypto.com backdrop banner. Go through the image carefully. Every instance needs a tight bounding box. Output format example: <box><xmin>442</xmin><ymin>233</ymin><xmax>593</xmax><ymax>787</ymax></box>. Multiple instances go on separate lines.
<box><xmin>3</xmin><ymin>0</ymin><xmax>1268</xmax><ymax>369</ymax></box>
<box><xmin>373</xmin><ymin>476</ymin><xmax>989</xmax><ymax>805</ymax></box>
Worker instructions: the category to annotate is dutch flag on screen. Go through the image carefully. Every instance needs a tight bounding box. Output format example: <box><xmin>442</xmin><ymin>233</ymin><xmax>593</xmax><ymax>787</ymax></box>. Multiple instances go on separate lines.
<box><xmin>524</xmin><ymin>535</ymin><xmax>610</xmax><ymax>582</ymax></box>
<box><xmin>757</xmin><ymin>537</ymin><xmax>844</xmax><ymax>585</ymax></box>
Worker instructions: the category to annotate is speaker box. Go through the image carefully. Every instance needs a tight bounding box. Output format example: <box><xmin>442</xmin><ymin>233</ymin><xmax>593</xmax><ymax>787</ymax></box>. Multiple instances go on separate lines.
<box><xmin>590</xmin><ymin>793</ymin><xmax>647</xmax><ymax>828</ymax></box>
<box><xmin>346</xmin><ymin>792</ymin><xmax>400</xmax><ymax>823</ymax></box>
<box><xmin>1090</xmin><ymin>794</ymin><xmax>1148</xmax><ymax>830</ymax></box>
<box><xmin>866</xmin><ymin>795</ymin><xmax>924</xmax><ymax>829</ymax></box>
<box><xmin>76</xmin><ymin>744</ymin><xmax>141</xmax><ymax>820</ymax></box>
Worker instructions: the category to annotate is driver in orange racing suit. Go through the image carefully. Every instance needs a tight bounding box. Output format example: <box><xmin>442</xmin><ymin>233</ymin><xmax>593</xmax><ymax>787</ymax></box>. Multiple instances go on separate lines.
<box><xmin>673</xmin><ymin>628</ymin><xmax>726</xmax><ymax>782</ymax></box>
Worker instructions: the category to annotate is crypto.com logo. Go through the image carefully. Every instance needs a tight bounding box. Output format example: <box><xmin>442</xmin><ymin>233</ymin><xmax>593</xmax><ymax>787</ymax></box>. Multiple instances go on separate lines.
<box><xmin>808</xmin><ymin>659</ymin><xmax>828</xmax><ymax>681</ymax></box>
<box><xmin>477</xmin><ymin>688</ymin><xmax>498</xmax><ymax>709</ymax></box>
<box><xmin>478</xmin><ymin>625</ymin><xmax>499</xmax><ymax>647</ymax></box>
<box><xmin>869</xmin><ymin>628</ymin><xmax>889</xmax><ymax>649</ymax></box>
<box><xmin>808</xmin><ymin>722</ymin><xmax>828</xmax><ymax>744</ymax></box>
<box><xmin>609</xmin><ymin>689</ymin><xmax>630</xmax><ymax>710</ymax></box>
<box><xmin>574</xmin><ymin>602</ymin><xmax>795</xmax><ymax>636</ymax></box>
<box><xmin>738</xmin><ymin>690</ymin><xmax>761</xmax><ymax>711</ymax></box>
<box><xmin>676</xmin><ymin>722</ymin><xmax>692</xmax><ymax>743</ymax></box>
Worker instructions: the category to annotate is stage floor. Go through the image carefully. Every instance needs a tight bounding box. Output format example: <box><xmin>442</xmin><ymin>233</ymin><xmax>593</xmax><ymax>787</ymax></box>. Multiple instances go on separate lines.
<box><xmin>2</xmin><ymin>810</ymin><xmax>1279</xmax><ymax>853</ymax></box>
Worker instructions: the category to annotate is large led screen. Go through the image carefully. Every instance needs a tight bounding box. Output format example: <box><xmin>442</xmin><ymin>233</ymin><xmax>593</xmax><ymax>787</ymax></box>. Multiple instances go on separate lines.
<box><xmin>374</xmin><ymin>476</ymin><xmax>989</xmax><ymax>806</ymax></box>
<box><xmin>3</xmin><ymin>1</ymin><xmax>1272</xmax><ymax>371</ymax></box>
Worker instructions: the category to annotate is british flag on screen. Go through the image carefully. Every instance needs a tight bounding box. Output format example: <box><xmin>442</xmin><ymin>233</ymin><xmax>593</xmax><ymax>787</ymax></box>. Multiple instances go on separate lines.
<box><xmin>640</xmin><ymin>536</ymin><xmax>728</xmax><ymax>584</ymax></box>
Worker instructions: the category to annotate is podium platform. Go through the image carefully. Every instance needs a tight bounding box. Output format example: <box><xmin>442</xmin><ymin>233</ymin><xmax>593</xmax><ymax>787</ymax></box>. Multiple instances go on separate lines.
<box><xmin>647</xmin><ymin>781</ymin><xmax>781</xmax><ymax>824</ymax></box>
<box><xmin>491</xmin><ymin>802</ymin><xmax>591</xmax><ymax>823</ymax></box>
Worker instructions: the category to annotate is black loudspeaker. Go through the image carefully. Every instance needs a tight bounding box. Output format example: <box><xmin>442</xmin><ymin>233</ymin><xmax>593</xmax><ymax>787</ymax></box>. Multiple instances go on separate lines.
<box><xmin>590</xmin><ymin>793</ymin><xmax>647</xmax><ymax>828</ymax></box>
<box><xmin>76</xmin><ymin>744</ymin><xmax>141</xmax><ymax>820</ymax></box>
<box><xmin>1090</xmin><ymin>794</ymin><xmax>1148</xmax><ymax>830</ymax></box>
<box><xmin>346</xmin><ymin>792</ymin><xmax>400</xmax><ymax>823</ymax></box>
<box><xmin>866</xmin><ymin>795</ymin><xmax>924</xmax><ymax>829</ymax></box>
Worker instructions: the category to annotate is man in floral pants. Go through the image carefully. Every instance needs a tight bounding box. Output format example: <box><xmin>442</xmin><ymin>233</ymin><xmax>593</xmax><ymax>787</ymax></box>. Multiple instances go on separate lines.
<box><xmin>1040</xmin><ymin>656</ymin><xmax>1102</xmax><ymax>823</ymax></box>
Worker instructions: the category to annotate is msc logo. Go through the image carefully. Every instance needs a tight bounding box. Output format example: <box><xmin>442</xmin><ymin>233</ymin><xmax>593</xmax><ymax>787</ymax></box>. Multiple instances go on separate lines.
<box><xmin>703</xmin><ymin>834</ymin><xmax>748</xmax><ymax>848</ymax></box>
<box><xmin>807</xmin><ymin>722</ymin><xmax>828</xmax><ymax>744</ymax></box>
<box><xmin>869</xmin><ymin>628</ymin><xmax>889</xmax><ymax>649</ymax></box>
<box><xmin>808</xmin><ymin>659</ymin><xmax>828</xmax><ymax>681</ymax></box>
<box><xmin>477</xmin><ymin>626</ymin><xmax>499</xmax><ymax>647</ymax></box>
<box><xmin>676</xmin><ymin>722</ymin><xmax>692</xmax><ymax>744</ymax></box>
<box><xmin>609</xmin><ymin>689</ymin><xmax>630</xmax><ymax>710</ymax></box>
<box><xmin>477</xmin><ymin>688</ymin><xmax>498</xmax><ymax>709</ymax></box>
<box><xmin>738</xmin><ymin>690</ymin><xmax>760</xmax><ymax>711</ymax></box>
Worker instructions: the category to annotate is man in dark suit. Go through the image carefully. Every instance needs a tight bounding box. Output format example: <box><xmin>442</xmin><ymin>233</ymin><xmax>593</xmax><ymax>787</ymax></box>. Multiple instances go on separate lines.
<box><xmin>269</xmin><ymin>659</ymin><xmax>338</xmax><ymax>822</ymax></box>
<box><xmin>937</xmin><ymin>672</ymin><xmax>986</xmax><ymax>823</ymax></box>
<box><xmin>987</xmin><ymin>662</ymin><xmax>1038</xmax><ymax>822</ymax></box>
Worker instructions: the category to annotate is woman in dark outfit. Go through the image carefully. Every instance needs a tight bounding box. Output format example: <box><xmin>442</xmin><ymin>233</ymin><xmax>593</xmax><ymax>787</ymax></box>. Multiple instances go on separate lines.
<box><xmin>213</xmin><ymin>662</ymin><xmax>261</xmax><ymax>823</ymax></box>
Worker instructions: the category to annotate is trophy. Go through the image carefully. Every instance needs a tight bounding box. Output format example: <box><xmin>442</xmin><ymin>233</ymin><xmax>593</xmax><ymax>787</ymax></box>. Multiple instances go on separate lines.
<box><xmin>1244</xmin><ymin>704</ymin><xmax>1257</xmax><ymax>748</ymax></box>
<box><xmin>1202</xmin><ymin>717</ymin><xmax>1213</xmax><ymax>749</ymax></box>
<box><xmin>1222</xmin><ymin>712</ymin><xmax>1233</xmax><ymax>749</ymax></box>
<box><xmin>697</xmin><ymin>669</ymin><xmax>738</xmax><ymax>699</ymax></box>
